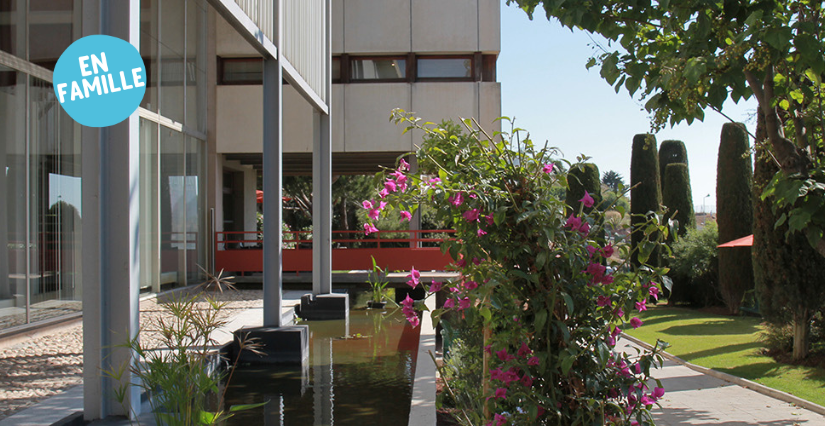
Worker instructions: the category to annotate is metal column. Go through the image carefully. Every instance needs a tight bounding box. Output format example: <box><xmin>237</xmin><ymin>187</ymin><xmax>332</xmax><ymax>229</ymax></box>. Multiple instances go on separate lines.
<box><xmin>80</xmin><ymin>0</ymin><xmax>142</xmax><ymax>419</ymax></box>
<box><xmin>312</xmin><ymin>0</ymin><xmax>333</xmax><ymax>295</ymax></box>
<box><xmin>262</xmin><ymin>56</ymin><xmax>284</xmax><ymax>326</ymax></box>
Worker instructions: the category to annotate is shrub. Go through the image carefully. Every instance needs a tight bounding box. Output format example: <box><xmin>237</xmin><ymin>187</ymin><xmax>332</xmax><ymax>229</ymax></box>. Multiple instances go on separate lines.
<box><xmin>658</xmin><ymin>140</ymin><xmax>688</xmax><ymax>190</ymax></box>
<box><xmin>668</xmin><ymin>221</ymin><xmax>721</xmax><ymax>307</ymax></box>
<box><xmin>366</xmin><ymin>112</ymin><xmax>669</xmax><ymax>425</ymax></box>
<box><xmin>631</xmin><ymin>134</ymin><xmax>663</xmax><ymax>267</ymax></box>
<box><xmin>716</xmin><ymin>122</ymin><xmax>754</xmax><ymax>314</ymax></box>
<box><xmin>662</xmin><ymin>163</ymin><xmax>695</xmax><ymax>237</ymax></box>
<box><xmin>566</xmin><ymin>163</ymin><xmax>602</xmax><ymax>213</ymax></box>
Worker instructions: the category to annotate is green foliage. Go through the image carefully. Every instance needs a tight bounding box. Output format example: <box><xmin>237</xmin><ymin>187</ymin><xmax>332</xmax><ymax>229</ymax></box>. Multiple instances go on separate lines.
<box><xmin>717</xmin><ymin>122</ymin><xmax>754</xmax><ymax>314</ymax></box>
<box><xmin>669</xmin><ymin>221</ymin><xmax>721</xmax><ymax>307</ymax></box>
<box><xmin>106</xmin><ymin>293</ymin><xmax>265</xmax><ymax>425</ymax></box>
<box><xmin>371</xmin><ymin>111</ymin><xmax>670</xmax><ymax>425</ymax></box>
<box><xmin>367</xmin><ymin>256</ymin><xmax>390</xmax><ymax>303</ymax></box>
<box><xmin>658</xmin><ymin>140</ymin><xmax>688</xmax><ymax>192</ymax></box>
<box><xmin>601</xmin><ymin>170</ymin><xmax>625</xmax><ymax>193</ymax></box>
<box><xmin>630</xmin><ymin>134</ymin><xmax>663</xmax><ymax>267</ymax></box>
<box><xmin>566</xmin><ymin>163</ymin><xmax>602</xmax><ymax>213</ymax></box>
<box><xmin>506</xmin><ymin>0</ymin><xmax>825</xmax><ymax>251</ymax></box>
<box><xmin>662</xmin><ymin>163</ymin><xmax>695</xmax><ymax>237</ymax></box>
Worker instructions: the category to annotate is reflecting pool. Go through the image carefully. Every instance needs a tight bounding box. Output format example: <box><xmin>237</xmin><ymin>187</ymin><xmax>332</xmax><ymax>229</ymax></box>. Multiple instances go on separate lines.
<box><xmin>224</xmin><ymin>307</ymin><xmax>421</xmax><ymax>425</ymax></box>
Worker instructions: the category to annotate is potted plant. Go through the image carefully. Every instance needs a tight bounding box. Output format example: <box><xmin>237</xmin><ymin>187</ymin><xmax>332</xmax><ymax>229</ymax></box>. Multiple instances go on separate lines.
<box><xmin>367</xmin><ymin>256</ymin><xmax>390</xmax><ymax>309</ymax></box>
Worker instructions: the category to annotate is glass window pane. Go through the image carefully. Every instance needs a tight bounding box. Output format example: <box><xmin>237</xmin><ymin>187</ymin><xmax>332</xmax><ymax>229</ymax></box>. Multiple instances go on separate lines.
<box><xmin>0</xmin><ymin>68</ymin><xmax>28</xmax><ymax>329</ymax></box>
<box><xmin>220</xmin><ymin>59</ymin><xmax>263</xmax><ymax>85</ymax></box>
<box><xmin>417</xmin><ymin>58</ymin><xmax>472</xmax><ymax>79</ymax></box>
<box><xmin>29</xmin><ymin>76</ymin><xmax>82</xmax><ymax>322</ymax></box>
<box><xmin>140</xmin><ymin>0</ymin><xmax>159</xmax><ymax>112</ymax></box>
<box><xmin>0</xmin><ymin>0</ymin><xmax>26</xmax><ymax>57</ymax></box>
<box><xmin>28</xmin><ymin>0</ymin><xmax>76</xmax><ymax>70</ymax></box>
<box><xmin>332</xmin><ymin>58</ymin><xmax>340</xmax><ymax>81</ymax></box>
<box><xmin>139</xmin><ymin>118</ymin><xmax>159</xmax><ymax>291</ymax></box>
<box><xmin>160</xmin><ymin>46</ymin><xmax>185</xmax><ymax>123</ymax></box>
<box><xmin>160</xmin><ymin>128</ymin><xmax>186</xmax><ymax>287</ymax></box>
<box><xmin>350</xmin><ymin>58</ymin><xmax>406</xmax><ymax>80</ymax></box>
<box><xmin>184</xmin><ymin>136</ymin><xmax>205</xmax><ymax>282</ymax></box>
<box><xmin>185</xmin><ymin>0</ymin><xmax>207</xmax><ymax>130</ymax></box>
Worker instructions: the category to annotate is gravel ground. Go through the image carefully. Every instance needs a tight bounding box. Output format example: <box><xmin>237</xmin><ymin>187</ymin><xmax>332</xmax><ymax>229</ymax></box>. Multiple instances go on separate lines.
<box><xmin>0</xmin><ymin>289</ymin><xmax>263</xmax><ymax>421</ymax></box>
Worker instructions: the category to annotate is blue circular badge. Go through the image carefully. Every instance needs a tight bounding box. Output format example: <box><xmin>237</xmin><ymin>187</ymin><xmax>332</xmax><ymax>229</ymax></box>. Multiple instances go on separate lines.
<box><xmin>53</xmin><ymin>35</ymin><xmax>146</xmax><ymax>128</ymax></box>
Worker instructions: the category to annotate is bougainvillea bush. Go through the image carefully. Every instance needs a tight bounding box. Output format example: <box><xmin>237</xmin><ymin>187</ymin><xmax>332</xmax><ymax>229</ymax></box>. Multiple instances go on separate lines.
<box><xmin>366</xmin><ymin>110</ymin><xmax>670</xmax><ymax>426</ymax></box>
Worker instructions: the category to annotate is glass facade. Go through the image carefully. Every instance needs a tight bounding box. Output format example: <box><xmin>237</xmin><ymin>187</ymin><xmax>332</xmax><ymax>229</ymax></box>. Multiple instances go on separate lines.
<box><xmin>0</xmin><ymin>0</ymin><xmax>210</xmax><ymax>332</ymax></box>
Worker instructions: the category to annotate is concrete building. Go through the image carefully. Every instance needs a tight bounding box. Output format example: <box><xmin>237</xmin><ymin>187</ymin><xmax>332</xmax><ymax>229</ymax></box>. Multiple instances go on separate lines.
<box><xmin>0</xmin><ymin>0</ymin><xmax>499</xmax><ymax>420</ymax></box>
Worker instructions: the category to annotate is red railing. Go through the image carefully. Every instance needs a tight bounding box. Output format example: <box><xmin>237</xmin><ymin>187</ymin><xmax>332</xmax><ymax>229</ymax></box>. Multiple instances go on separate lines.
<box><xmin>215</xmin><ymin>229</ymin><xmax>456</xmax><ymax>273</ymax></box>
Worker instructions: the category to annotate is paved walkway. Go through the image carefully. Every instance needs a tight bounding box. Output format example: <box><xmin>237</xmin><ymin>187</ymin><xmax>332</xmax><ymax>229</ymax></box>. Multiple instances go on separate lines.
<box><xmin>616</xmin><ymin>338</ymin><xmax>825</xmax><ymax>425</ymax></box>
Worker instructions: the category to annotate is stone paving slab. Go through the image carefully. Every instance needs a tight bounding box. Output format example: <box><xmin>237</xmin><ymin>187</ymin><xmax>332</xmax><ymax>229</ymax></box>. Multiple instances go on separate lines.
<box><xmin>616</xmin><ymin>338</ymin><xmax>825</xmax><ymax>425</ymax></box>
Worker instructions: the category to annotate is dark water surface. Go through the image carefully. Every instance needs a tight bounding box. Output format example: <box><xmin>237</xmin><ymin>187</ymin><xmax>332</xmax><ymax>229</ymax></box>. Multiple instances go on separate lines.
<box><xmin>224</xmin><ymin>308</ymin><xmax>421</xmax><ymax>426</ymax></box>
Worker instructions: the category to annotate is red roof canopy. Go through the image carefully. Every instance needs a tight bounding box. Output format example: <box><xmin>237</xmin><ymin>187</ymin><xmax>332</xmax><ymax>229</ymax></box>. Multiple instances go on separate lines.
<box><xmin>717</xmin><ymin>234</ymin><xmax>753</xmax><ymax>248</ymax></box>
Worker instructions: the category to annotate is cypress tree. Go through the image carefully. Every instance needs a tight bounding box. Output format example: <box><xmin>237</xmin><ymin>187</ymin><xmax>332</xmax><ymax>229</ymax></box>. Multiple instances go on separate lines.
<box><xmin>630</xmin><ymin>134</ymin><xmax>662</xmax><ymax>267</ymax></box>
<box><xmin>566</xmin><ymin>163</ymin><xmax>602</xmax><ymax>214</ymax></box>
<box><xmin>662</xmin><ymin>163</ymin><xmax>695</xmax><ymax>237</ymax></box>
<box><xmin>659</xmin><ymin>140</ymin><xmax>688</xmax><ymax>190</ymax></box>
<box><xmin>716</xmin><ymin>123</ymin><xmax>753</xmax><ymax>314</ymax></box>
<box><xmin>753</xmin><ymin>112</ymin><xmax>825</xmax><ymax>361</ymax></box>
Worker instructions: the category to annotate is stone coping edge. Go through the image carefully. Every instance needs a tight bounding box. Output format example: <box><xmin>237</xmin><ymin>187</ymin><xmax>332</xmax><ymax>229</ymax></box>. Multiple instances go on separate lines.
<box><xmin>408</xmin><ymin>295</ymin><xmax>437</xmax><ymax>426</ymax></box>
<box><xmin>620</xmin><ymin>332</ymin><xmax>825</xmax><ymax>417</ymax></box>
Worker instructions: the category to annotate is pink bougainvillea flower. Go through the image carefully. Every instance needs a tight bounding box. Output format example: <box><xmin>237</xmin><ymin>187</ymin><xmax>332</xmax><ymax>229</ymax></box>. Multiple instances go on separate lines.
<box><xmin>564</xmin><ymin>214</ymin><xmax>582</xmax><ymax>231</ymax></box>
<box><xmin>586</xmin><ymin>262</ymin><xmax>606</xmax><ymax>278</ymax></box>
<box><xmin>362</xmin><ymin>200</ymin><xmax>374</xmax><ymax>210</ymax></box>
<box><xmin>400</xmin><ymin>210</ymin><xmax>412</xmax><ymax>222</ymax></box>
<box><xmin>429</xmin><ymin>281</ymin><xmax>442</xmax><ymax>293</ymax></box>
<box><xmin>406</xmin><ymin>267</ymin><xmax>420</xmax><ymax>288</ymax></box>
<box><xmin>633</xmin><ymin>363</ymin><xmax>642</xmax><ymax>374</ymax></box>
<box><xmin>496</xmin><ymin>349</ymin><xmax>515</xmax><ymax>362</ymax></box>
<box><xmin>398</xmin><ymin>158</ymin><xmax>410</xmax><ymax>171</ymax></box>
<box><xmin>518</xmin><ymin>342</ymin><xmax>532</xmax><ymax>358</ymax></box>
<box><xmin>543</xmin><ymin>163</ymin><xmax>554</xmax><ymax>174</ymax></box>
<box><xmin>641</xmin><ymin>395</ymin><xmax>655</xmax><ymax>406</ymax></box>
<box><xmin>579</xmin><ymin>221</ymin><xmax>591</xmax><ymax>235</ymax></box>
<box><xmin>368</xmin><ymin>208</ymin><xmax>381</xmax><ymax>221</ymax></box>
<box><xmin>401</xmin><ymin>294</ymin><xmax>414</xmax><ymax>310</ymax></box>
<box><xmin>486</xmin><ymin>213</ymin><xmax>495</xmax><ymax>226</ymax></box>
<box><xmin>494</xmin><ymin>388</ymin><xmax>507</xmax><ymax>400</ymax></box>
<box><xmin>458</xmin><ymin>297</ymin><xmax>471</xmax><ymax>310</ymax></box>
<box><xmin>635</xmin><ymin>301</ymin><xmax>647</xmax><ymax>312</ymax></box>
<box><xmin>629</xmin><ymin>317</ymin><xmax>643</xmax><ymax>329</ymax></box>
<box><xmin>484</xmin><ymin>345</ymin><xmax>492</xmax><ymax>355</ymax></box>
<box><xmin>586</xmin><ymin>245</ymin><xmax>599</xmax><ymax>257</ymax></box>
<box><xmin>364</xmin><ymin>223</ymin><xmax>378</xmax><ymax>235</ymax></box>
<box><xmin>463</xmin><ymin>208</ymin><xmax>481</xmax><ymax>222</ymax></box>
<box><xmin>407</xmin><ymin>315</ymin><xmax>420</xmax><ymax>328</ymax></box>
<box><xmin>428</xmin><ymin>177</ymin><xmax>441</xmax><ymax>186</ymax></box>
<box><xmin>391</xmin><ymin>170</ymin><xmax>407</xmax><ymax>183</ymax></box>
<box><xmin>536</xmin><ymin>406</ymin><xmax>546</xmax><ymax>417</ymax></box>
<box><xmin>600</xmin><ymin>274</ymin><xmax>615</xmax><ymax>285</ymax></box>
<box><xmin>378</xmin><ymin>188</ymin><xmax>389</xmax><ymax>198</ymax></box>
<box><xmin>472</xmin><ymin>257</ymin><xmax>483</xmax><ymax>265</ymax></box>
<box><xmin>398</xmin><ymin>182</ymin><xmax>408</xmax><ymax>192</ymax></box>
<box><xmin>478</xmin><ymin>229</ymin><xmax>488</xmax><ymax>237</ymax></box>
<box><xmin>527</xmin><ymin>356</ymin><xmax>540</xmax><ymax>366</ymax></box>
<box><xmin>449</xmin><ymin>192</ymin><xmax>465</xmax><ymax>206</ymax></box>
<box><xmin>494</xmin><ymin>413</ymin><xmax>508</xmax><ymax>426</ymax></box>
<box><xmin>602</xmin><ymin>244</ymin><xmax>615</xmax><ymax>258</ymax></box>
<box><xmin>615</xmin><ymin>307</ymin><xmax>625</xmax><ymax>317</ymax></box>
<box><xmin>456</xmin><ymin>258</ymin><xmax>467</xmax><ymax>268</ymax></box>
<box><xmin>649</xmin><ymin>284</ymin><xmax>660</xmax><ymax>300</ymax></box>
<box><xmin>464</xmin><ymin>281</ymin><xmax>478</xmax><ymax>290</ymax></box>
<box><xmin>449</xmin><ymin>286</ymin><xmax>460</xmax><ymax>293</ymax></box>
<box><xmin>384</xmin><ymin>179</ymin><xmax>397</xmax><ymax>193</ymax></box>
<box><xmin>579</xmin><ymin>191</ymin><xmax>595</xmax><ymax>208</ymax></box>
<box><xmin>597</xmin><ymin>295</ymin><xmax>612</xmax><ymax>307</ymax></box>
<box><xmin>443</xmin><ymin>298</ymin><xmax>455</xmax><ymax>309</ymax></box>
<box><xmin>521</xmin><ymin>374</ymin><xmax>533</xmax><ymax>388</ymax></box>
<box><xmin>652</xmin><ymin>387</ymin><xmax>665</xmax><ymax>400</ymax></box>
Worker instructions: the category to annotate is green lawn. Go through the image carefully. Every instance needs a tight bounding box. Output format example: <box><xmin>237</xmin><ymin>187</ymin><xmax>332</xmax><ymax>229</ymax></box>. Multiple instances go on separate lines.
<box><xmin>624</xmin><ymin>305</ymin><xmax>825</xmax><ymax>406</ymax></box>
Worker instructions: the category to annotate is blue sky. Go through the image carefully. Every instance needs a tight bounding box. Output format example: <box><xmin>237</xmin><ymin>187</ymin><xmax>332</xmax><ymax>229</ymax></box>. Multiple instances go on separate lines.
<box><xmin>498</xmin><ymin>2</ymin><xmax>757</xmax><ymax>213</ymax></box>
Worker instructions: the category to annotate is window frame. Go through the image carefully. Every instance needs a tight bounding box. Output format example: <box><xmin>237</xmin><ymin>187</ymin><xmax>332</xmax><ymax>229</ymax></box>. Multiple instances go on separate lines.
<box><xmin>348</xmin><ymin>55</ymin><xmax>409</xmax><ymax>83</ymax></box>
<box><xmin>217</xmin><ymin>57</ymin><xmax>264</xmax><ymax>85</ymax></box>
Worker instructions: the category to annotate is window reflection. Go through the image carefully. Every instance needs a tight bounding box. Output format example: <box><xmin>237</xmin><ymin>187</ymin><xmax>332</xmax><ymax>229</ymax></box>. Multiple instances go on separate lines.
<box><xmin>350</xmin><ymin>58</ymin><xmax>406</xmax><ymax>80</ymax></box>
<box><xmin>417</xmin><ymin>58</ymin><xmax>472</xmax><ymax>79</ymax></box>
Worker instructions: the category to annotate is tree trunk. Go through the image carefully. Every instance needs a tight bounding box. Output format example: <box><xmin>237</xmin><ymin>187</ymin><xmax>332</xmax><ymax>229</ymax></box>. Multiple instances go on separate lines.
<box><xmin>792</xmin><ymin>309</ymin><xmax>810</xmax><ymax>362</ymax></box>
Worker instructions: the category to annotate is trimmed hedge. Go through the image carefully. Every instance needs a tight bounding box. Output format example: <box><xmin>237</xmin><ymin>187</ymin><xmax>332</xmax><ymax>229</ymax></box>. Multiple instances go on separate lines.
<box><xmin>659</xmin><ymin>140</ymin><xmax>688</xmax><ymax>190</ymax></box>
<box><xmin>630</xmin><ymin>134</ymin><xmax>662</xmax><ymax>267</ymax></box>
<box><xmin>716</xmin><ymin>122</ymin><xmax>753</xmax><ymax>314</ymax></box>
<box><xmin>566</xmin><ymin>163</ymin><xmax>602</xmax><ymax>214</ymax></box>
<box><xmin>662</xmin><ymin>163</ymin><xmax>695</xmax><ymax>237</ymax></box>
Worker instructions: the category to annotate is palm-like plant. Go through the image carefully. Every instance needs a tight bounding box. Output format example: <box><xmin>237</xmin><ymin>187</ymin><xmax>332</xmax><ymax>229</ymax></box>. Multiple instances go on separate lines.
<box><xmin>197</xmin><ymin>264</ymin><xmax>237</xmax><ymax>293</ymax></box>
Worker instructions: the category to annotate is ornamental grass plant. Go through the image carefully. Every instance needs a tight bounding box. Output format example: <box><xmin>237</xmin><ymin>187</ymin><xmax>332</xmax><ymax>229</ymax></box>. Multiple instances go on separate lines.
<box><xmin>364</xmin><ymin>110</ymin><xmax>673</xmax><ymax>425</ymax></box>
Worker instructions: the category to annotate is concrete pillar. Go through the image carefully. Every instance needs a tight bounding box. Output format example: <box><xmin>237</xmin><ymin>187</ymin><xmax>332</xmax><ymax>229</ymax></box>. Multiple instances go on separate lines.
<box><xmin>312</xmin><ymin>109</ymin><xmax>332</xmax><ymax>295</ymax></box>
<box><xmin>409</xmin><ymin>156</ymin><xmax>422</xmax><ymax>248</ymax></box>
<box><xmin>81</xmin><ymin>0</ymin><xmax>142</xmax><ymax>419</ymax></box>
<box><xmin>262</xmin><ymin>53</ymin><xmax>284</xmax><ymax>326</ymax></box>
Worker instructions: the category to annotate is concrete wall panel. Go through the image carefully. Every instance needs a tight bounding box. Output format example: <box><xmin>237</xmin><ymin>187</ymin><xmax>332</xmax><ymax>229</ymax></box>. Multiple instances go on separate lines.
<box><xmin>412</xmin><ymin>83</ymin><xmax>478</xmax><ymax>130</ymax></box>
<box><xmin>478</xmin><ymin>0</ymin><xmax>501</xmax><ymax>53</ymax></box>
<box><xmin>479</xmin><ymin>82</ymin><xmax>502</xmax><ymax>133</ymax></box>
<box><xmin>332</xmin><ymin>0</ymin><xmax>344</xmax><ymax>54</ymax></box>
<box><xmin>332</xmin><ymin>85</ymin><xmax>345</xmax><ymax>151</ymax></box>
<box><xmin>344</xmin><ymin>0</ymin><xmax>411</xmax><ymax>53</ymax></box>
<box><xmin>284</xmin><ymin>85</ymin><xmax>314</xmax><ymax>153</ymax></box>
<box><xmin>344</xmin><ymin>84</ymin><xmax>412</xmax><ymax>151</ymax></box>
<box><xmin>215</xmin><ymin>13</ymin><xmax>259</xmax><ymax>57</ymax></box>
<box><xmin>412</xmin><ymin>0</ymin><xmax>477</xmax><ymax>53</ymax></box>
<box><xmin>216</xmin><ymin>86</ymin><xmax>263</xmax><ymax>153</ymax></box>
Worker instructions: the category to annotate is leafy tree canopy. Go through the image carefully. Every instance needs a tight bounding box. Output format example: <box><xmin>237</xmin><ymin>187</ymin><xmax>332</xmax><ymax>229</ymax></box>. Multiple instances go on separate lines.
<box><xmin>508</xmin><ymin>0</ymin><xmax>825</xmax><ymax>254</ymax></box>
<box><xmin>602</xmin><ymin>169</ymin><xmax>625</xmax><ymax>192</ymax></box>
